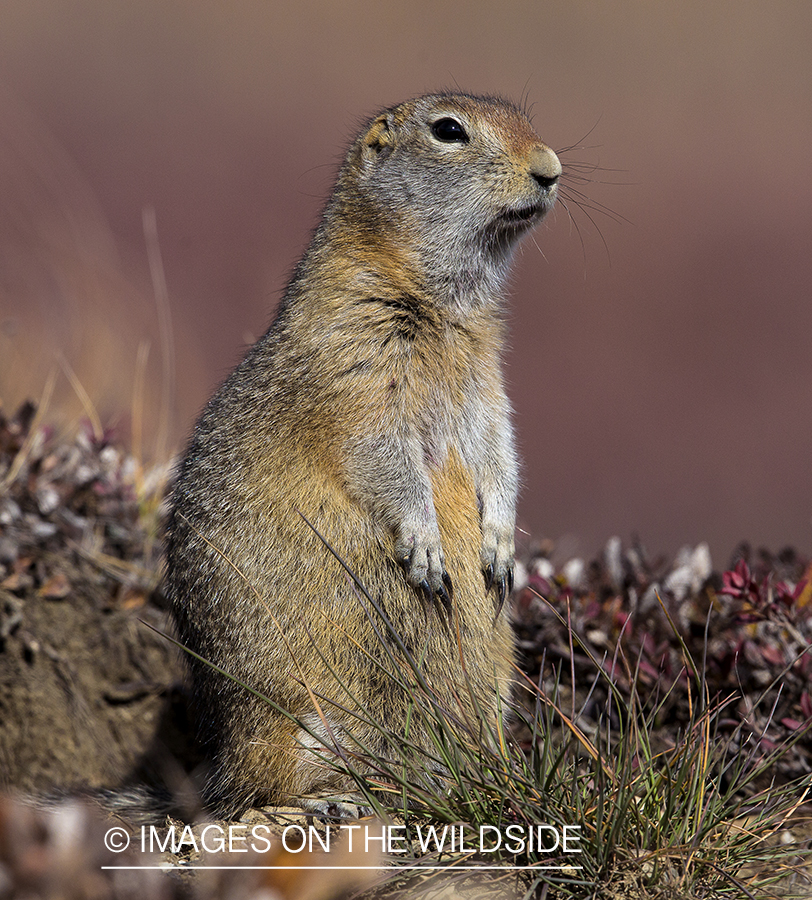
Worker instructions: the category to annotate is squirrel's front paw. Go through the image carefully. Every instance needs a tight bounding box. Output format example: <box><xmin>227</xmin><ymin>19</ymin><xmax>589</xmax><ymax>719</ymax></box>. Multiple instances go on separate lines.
<box><xmin>395</xmin><ymin>527</ymin><xmax>453</xmax><ymax>614</ymax></box>
<box><xmin>480</xmin><ymin>526</ymin><xmax>515</xmax><ymax>616</ymax></box>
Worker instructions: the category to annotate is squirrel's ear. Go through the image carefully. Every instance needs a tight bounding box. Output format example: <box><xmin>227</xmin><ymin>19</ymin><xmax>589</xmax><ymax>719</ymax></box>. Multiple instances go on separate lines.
<box><xmin>361</xmin><ymin>113</ymin><xmax>394</xmax><ymax>165</ymax></box>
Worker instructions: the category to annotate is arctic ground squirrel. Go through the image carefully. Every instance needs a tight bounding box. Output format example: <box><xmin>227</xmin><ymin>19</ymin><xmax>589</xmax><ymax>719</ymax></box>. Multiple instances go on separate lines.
<box><xmin>165</xmin><ymin>92</ymin><xmax>561</xmax><ymax>817</ymax></box>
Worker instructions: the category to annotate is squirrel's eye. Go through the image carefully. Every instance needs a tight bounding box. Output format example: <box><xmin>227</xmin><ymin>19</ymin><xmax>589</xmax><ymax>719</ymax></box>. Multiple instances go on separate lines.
<box><xmin>430</xmin><ymin>117</ymin><xmax>469</xmax><ymax>143</ymax></box>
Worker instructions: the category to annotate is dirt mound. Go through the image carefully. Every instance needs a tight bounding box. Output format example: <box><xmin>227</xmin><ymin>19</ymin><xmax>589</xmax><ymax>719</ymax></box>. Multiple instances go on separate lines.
<box><xmin>0</xmin><ymin>402</ymin><xmax>193</xmax><ymax>796</ymax></box>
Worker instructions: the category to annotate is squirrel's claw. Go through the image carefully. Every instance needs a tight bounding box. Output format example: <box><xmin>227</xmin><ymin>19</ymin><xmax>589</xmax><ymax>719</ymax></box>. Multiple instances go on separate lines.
<box><xmin>483</xmin><ymin>563</ymin><xmax>514</xmax><ymax>619</ymax></box>
<box><xmin>417</xmin><ymin>574</ymin><xmax>453</xmax><ymax>618</ymax></box>
<box><xmin>436</xmin><ymin>582</ymin><xmax>452</xmax><ymax>617</ymax></box>
<box><xmin>494</xmin><ymin>574</ymin><xmax>508</xmax><ymax>619</ymax></box>
<box><xmin>442</xmin><ymin>571</ymin><xmax>454</xmax><ymax>602</ymax></box>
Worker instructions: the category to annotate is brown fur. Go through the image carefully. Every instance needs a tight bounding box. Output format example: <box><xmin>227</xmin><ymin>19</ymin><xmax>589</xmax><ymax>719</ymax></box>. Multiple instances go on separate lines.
<box><xmin>164</xmin><ymin>92</ymin><xmax>561</xmax><ymax>817</ymax></box>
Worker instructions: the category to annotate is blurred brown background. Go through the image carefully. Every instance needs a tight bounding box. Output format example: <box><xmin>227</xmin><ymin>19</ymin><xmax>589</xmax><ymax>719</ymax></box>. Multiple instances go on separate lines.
<box><xmin>0</xmin><ymin>0</ymin><xmax>810</xmax><ymax>564</ymax></box>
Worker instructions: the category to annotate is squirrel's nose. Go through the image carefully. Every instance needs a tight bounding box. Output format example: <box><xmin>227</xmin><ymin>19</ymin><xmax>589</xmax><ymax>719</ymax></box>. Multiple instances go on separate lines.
<box><xmin>529</xmin><ymin>146</ymin><xmax>561</xmax><ymax>189</ymax></box>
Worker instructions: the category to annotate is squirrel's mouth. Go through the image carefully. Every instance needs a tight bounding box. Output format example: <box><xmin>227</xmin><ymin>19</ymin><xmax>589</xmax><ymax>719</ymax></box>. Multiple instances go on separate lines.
<box><xmin>501</xmin><ymin>203</ymin><xmax>542</xmax><ymax>223</ymax></box>
<box><xmin>484</xmin><ymin>194</ymin><xmax>556</xmax><ymax>249</ymax></box>
<box><xmin>494</xmin><ymin>198</ymin><xmax>552</xmax><ymax>230</ymax></box>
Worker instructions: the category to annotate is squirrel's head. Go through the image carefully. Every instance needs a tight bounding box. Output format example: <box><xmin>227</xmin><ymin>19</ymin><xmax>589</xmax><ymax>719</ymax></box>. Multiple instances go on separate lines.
<box><xmin>346</xmin><ymin>93</ymin><xmax>559</xmax><ymax>254</ymax></box>
<box><xmin>319</xmin><ymin>93</ymin><xmax>560</xmax><ymax>305</ymax></box>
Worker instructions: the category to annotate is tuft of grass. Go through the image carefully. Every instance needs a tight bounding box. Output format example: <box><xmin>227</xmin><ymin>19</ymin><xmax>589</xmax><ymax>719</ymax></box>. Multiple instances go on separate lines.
<box><xmin>178</xmin><ymin>523</ymin><xmax>812</xmax><ymax>899</ymax></box>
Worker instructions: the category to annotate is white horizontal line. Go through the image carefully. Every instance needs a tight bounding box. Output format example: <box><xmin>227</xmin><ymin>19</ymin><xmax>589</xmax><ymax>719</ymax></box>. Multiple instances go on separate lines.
<box><xmin>102</xmin><ymin>865</ymin><xmax>584</xmax><ymax>871</ymax></box>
